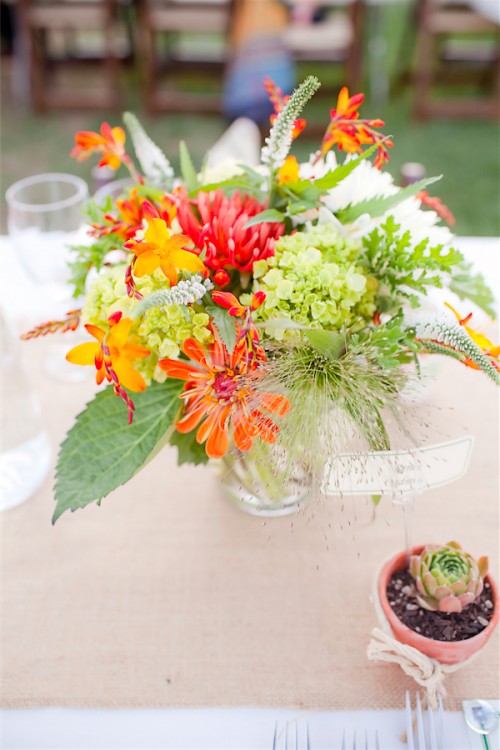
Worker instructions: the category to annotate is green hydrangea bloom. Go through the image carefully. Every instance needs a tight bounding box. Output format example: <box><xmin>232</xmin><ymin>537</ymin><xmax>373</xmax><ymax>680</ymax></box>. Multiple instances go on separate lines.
<box><xmin>83</xmin><ymin>265</ymin><xmax>212</xmax><ymax>382</ymax></box>
<box><xmin>245</xmin><ymin>225</ymin><xmax>377</xmax><ymax>340</ymax></box>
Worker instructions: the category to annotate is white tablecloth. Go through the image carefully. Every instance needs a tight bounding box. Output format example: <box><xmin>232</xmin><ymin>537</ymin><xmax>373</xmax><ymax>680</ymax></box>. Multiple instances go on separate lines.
<box><xmin>0</xmin><ymin>706</ymin><xmax>475</xmax><ymax>749</ymax></box>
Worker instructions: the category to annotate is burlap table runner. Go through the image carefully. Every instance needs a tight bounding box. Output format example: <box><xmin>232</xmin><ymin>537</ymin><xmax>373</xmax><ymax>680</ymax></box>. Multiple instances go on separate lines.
<box><xmin>1</xmin><ymin>341</ymin><xmax>498</xmax><ymax>709</ymax></box>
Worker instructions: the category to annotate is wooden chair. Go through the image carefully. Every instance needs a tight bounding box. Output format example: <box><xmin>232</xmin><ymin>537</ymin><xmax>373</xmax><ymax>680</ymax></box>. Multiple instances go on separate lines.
<box><xmin>16</xmin><ymin>0</ymin><xmax>128</xmax><ymax>111</ymax></box>
<box><xmin>413</xmin><ymin>0</ymin><xmax>500</xmax><ymax>119</ymax></box>
<box><xmin>138</xmin><ymin>0</ymin><xmax>237</xmax><ymax>114</ymax></box>
<box><xmin>282</xmin><ymin>0</ymin><xmax>365</xmax><ymax>91</ymax></box>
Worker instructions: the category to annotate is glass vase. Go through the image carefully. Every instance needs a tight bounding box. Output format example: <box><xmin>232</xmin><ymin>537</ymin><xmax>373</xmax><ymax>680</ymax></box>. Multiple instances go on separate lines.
<box><xmin>217</xmin><ymin>440</ymin><xmax>314</xmax><ymax>517</ymax></box>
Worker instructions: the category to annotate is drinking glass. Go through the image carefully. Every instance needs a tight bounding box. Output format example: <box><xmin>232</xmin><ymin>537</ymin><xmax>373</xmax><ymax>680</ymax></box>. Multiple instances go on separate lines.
<box><xmin>6</xmin><ymin>173</ymin><xmax>90</xmax><ymax>381</ymax></box>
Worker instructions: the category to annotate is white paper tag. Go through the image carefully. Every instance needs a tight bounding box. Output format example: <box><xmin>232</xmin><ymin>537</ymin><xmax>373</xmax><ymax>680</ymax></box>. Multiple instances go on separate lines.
<box><xmin>323</xmin><ymin>436</ymin><xmax>474</xmax><ymax>497</ymax></box>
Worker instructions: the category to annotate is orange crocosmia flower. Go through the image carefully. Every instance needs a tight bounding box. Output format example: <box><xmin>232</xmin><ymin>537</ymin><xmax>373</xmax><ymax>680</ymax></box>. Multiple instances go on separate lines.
<box><xmin>417</xmin><ymin>191</ymin><xmax>455</xmax><ymax>227</ymax></box>
<box><xmin>66</xmin><ymin>313</ymin><xmax>150</xmax><ymax>423</ymax></box>
<box><xmin>444</xmin><ymin>303</ymin><xmax>500</xmax><ymax>370</ymax></box>
<box><xmin>278</xmin><ymin>155</ymin><xmax>300</xmax><ymax>185</ymax></box>
<box><xmin>158</xmin><ymin>333</ymin><xmax>290</xmax><ymax>459</ymax></box>
<box><xmin>71</xmin><ymin>122</ymin><xmax>126</xmax><ymax>170</ymax></box>
<box><xmin>212</xmin><ymin>291</ymin><xmax>265</xmax><ymax>318</ymax></box>
<box><xmin>125</xmin><ymin>217</ymin><xmax>205</xmax><ymax>285</ymax></box>
<box><xmin>318</xmin><ymin>86</ymin><xmax>392</xmax><ymax>169</ymax></box>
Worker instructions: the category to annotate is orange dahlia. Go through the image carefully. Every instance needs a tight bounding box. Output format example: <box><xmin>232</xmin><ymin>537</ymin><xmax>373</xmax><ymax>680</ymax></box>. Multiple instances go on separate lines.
<box><xmin>159</xmin><ymin>333</ymin><xmax>290</xmax><ymax>459</ymax></box>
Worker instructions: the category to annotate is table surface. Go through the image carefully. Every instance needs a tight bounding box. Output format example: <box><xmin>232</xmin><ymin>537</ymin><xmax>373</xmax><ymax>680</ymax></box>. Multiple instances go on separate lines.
<box><xmin>0</xmin><ymin>236</ymin><xmax>498</xmax><ymax>748</ymax></box>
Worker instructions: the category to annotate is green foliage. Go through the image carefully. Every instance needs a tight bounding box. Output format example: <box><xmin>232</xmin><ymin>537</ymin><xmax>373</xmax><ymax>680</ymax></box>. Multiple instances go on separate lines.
<box><xmin>361</xmin><ymin>216</ymin><xmax>463</xmax><ymax>311</ymax></box>
<box><xmin>170</xmin><ymin>429</ymin><xmax>209</xmax><ymax>466</ymax></box>
<box><xmin>349</xmin><ymin>318</ymin><xmax>421</xmax><ymax>370</ymax></box>
<box><xmin>304</xmin><ymin>329</ymin><xmax>345</xmax><ymax>359</ymax></box>
<box><xmin>244</xmin><ymin>209</ymin><xmax>286</xmax><ymax>229</ymax></box>
<box><xmin>53</xmin><ymin>380</ymin><xmax>184</xmax><ymax>522</ymax></box>
<box><xmin>179</xmin><ymin>140</ymin><xmax>199</xmax><ymax>194</ymax></box>
<box><xmin>336</xmin><ymin>176</ymin><xmax>441</xmax><ymax>222</ymax></box>
<box><xmin>449</xmin><ymin>261</ymin><xmax>496</xmax><ymax>318</ymax></box>
<box><xmin>68</xmin><ymin>198</ymin><xmax>123</xmax><ymax>297</ymax></box>
<box><xmin>199</xmin><ymin>164</ymin><xmax>265</xmax><ymax>199</ymax></box>
<box><xmin>205</xmin><ymin>301</ymin><xmax>237</xmax><ymax>353</ymax></box>
<box><xmin>290</xmin><ymin>141</ymin><xmax>384</xmax><ymax>198</ymax></box>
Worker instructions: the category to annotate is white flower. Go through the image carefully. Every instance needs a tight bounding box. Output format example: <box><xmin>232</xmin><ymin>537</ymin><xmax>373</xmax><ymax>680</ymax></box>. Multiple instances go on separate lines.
<box><xmin>299</xmin><ymin>153</ymin><xmax>454</xmax><ymax>248</ymax></box>
<box><xmin>200</xmin><ymin>159</ymin><xmax>243</xmax><ymax>186</ymax></box>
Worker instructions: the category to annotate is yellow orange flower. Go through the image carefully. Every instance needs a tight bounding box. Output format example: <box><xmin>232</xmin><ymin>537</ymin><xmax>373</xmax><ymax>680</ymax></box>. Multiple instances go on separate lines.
<box><xmin>278</xmin><ymin>155</ymin><xmax>300</xmax><ymax>185</ymax></box>
<box><xmin>445</xmin><ymin>303</ymin><xmax>500</xmax><ymax>370</ymax></box>
<box><xmin>317</xmin><ymin>87</ymin><xmax>392</xmax><ymax>169</ymax></box>
<box><xmin>125</xmin><ymin>217</ymin><xmax>205</xmax><ymax>286</ymax></box>
<box><xmin>71</xmin><ymin>123</ymin><xmax>127</xmax><ymax>170</ymax></box>
<box><xmin>159</xmin><ymin>332</ymin><xmax>290</xmax><ymax>459</ymax></box>
<box><xmin>66</xmin><ymin>312</ymin><xmax>150</xmax><ymax>422</ymax></box>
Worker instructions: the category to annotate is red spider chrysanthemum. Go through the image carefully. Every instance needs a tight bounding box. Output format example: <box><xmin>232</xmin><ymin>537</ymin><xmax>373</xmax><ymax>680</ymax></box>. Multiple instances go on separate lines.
<box><xmin>175</xmin><ymin>189</ymin><xmax>284</xmax><ymax>273</ymax></box>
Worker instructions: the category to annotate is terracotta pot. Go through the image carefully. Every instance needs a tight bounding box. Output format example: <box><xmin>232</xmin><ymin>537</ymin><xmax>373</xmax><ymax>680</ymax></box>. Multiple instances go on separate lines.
<box><xmin>377</xmin><ymin>546</ymin><xmax>499</xmax><ymax>665</ymax></box>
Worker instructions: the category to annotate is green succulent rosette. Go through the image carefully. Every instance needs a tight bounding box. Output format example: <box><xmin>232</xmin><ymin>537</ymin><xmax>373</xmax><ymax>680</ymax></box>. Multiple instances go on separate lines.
<box><xmin>409</xmin><ymin>541</ymin><xmax>488</xmax><ymax>613</ymax></box>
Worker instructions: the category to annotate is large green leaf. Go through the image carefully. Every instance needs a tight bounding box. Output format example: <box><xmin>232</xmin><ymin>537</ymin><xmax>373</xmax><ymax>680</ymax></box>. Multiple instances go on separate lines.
<box><xmin>53</xmin><ymin>380</ymin><xmax>183</xmax><ymax>522</ymax></box>
<box><xmin>170</xmin><ymin>429</ymin><xmax>209</xmax><ymax>466</ymax></box>
<box><xmin>337</xmin><ymin>176</ymin><xmax>441</xmax><ymax>222</ymax></box>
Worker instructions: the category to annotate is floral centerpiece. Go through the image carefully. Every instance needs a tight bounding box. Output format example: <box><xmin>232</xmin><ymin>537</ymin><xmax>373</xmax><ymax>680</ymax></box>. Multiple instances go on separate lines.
<box><xmin>24</xmin><ymin>77</ymin><xmax>499</xmax><ymax>522</ymax></box>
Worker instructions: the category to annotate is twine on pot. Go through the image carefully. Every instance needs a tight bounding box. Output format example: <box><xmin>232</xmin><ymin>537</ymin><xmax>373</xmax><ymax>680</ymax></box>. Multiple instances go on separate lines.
<box><xmin>367</xmin><ymin>627</ymin><xmax>478</xmax><ymax>709</ymax></box>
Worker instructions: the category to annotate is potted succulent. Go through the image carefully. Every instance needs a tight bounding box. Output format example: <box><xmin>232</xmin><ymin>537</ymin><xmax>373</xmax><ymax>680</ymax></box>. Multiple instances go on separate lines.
<box><xmin>377</xmin><ymin>542</ymin><xmax>498</xmax><ymax>664</ymax></box>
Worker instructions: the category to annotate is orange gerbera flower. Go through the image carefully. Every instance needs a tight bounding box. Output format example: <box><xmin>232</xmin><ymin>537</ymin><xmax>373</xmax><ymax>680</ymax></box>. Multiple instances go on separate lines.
<box><xmin>125</xmin><ymin>217</ymin><xmax>205</xmax><ymax>286</ymax></box>
<box><xmin>159</xmin><ymin>333</ymin><xmax>290</xmax><ymax>459</ymax></box>
<box><xmin>71</xmin><ymin>123</ymin><xmax>127</xmax><ymax>170</ymax></box>
<box><xmin>316</xmin><ymin>87</ymin><xmax>392</xmax><ymax>169</ymax></box>
<box><xmin>66</xmin><ymin>312</ymin><xmax>150</xmax><ymax>423</ymax></box>
<box><xmin>445</xmin><ymin>303</ymin><xmax>500</xmax><ymax>371</ymax></box>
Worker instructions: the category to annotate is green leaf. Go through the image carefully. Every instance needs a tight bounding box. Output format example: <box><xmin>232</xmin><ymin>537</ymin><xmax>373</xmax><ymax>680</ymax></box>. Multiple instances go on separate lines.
<box><xmin>170</xmin><ymin>429</ymin><xmax>209</xmax><ymax>466</ymax></box>
<box><xmin>292</xmin><ymin>140</ymin><xmax>384</xmax><ymax>196</ymax></box>
<box><xmin>179</xmin><ymin>141</ymin><xmax>199</xmax><ymax>194</ymax></box>
<box><xmin>243</xmin><ymin>209</ymin><xmax>286</xmax><ymax>229</ymax></box>
<box><xmin>449</xmin><ymin>262</ymin><xmax>496</xmax><ymax>318</ymax></box>
<box><xmin>206</xmin><ymin>302</ymin><xmax>237</xmax><ymax>354</ymax></box>
<box><xmin>304</xmin><ymin>329</ymin><xmax>345</xmax><ymax>359</ymax></box>
<box><xmin>337</xmin><ymin>176</ymin><xmax>441</xmax><ymax>222</ymax></box>
<box><xmin>53</xmin><ymin>380</ymin><xmax>183</xmax><ymax>522</ymax></box>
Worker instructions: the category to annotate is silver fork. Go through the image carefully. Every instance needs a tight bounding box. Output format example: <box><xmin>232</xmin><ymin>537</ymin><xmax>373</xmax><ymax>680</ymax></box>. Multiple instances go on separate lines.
<box><xmin>340</xmin><ymin>729</ymin><xmax>380</xmax><ymax>749</ymax></box>
<box><xmin>406</xmin><ymin>691</ymin><xmax>446</xmax><ymax>750</ymax></box>
<box><xmin>272</xmin><ymin>719</ymin><xmax>311</xmax><ymax>750</ymax></box>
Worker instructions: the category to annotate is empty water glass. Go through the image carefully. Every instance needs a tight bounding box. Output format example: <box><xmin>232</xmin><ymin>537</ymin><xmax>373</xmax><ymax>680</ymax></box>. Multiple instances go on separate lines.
<box><xmin>6</xmin><ymin>172</ymin><xmax>90</xmax><ymax>381</ymax></box>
